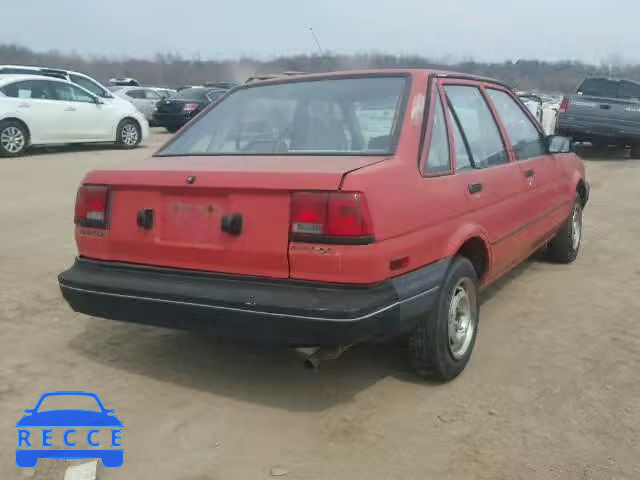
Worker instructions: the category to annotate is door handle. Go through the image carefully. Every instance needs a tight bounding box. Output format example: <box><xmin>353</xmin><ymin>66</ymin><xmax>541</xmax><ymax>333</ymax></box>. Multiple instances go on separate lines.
<box><xmin>524</xmin><ymin>168</ymin><xmax>535</xmax><ymax>178</ymax></box>
<box><xmin>18</xmin><ymin>103</ymin><xmax>30</xmax><ymax>108</ymax></box>
<box><xmin>468</xmin><ymin>183</ymin><xmax>483</xmax><ymax>194</ymax></box>
<box><xmin>599</xmin><ymin>104</ymin><xmax>611</xmax><ymax>110</ymax></box>
<box><xmin>64</xmin><ymin>106</ymin><xmax>76</xmax><ymax>112</ymax></box>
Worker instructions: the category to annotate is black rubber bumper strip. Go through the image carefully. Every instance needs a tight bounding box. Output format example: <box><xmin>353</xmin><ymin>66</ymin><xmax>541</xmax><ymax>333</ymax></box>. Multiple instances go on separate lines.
<box><xmin>58</xmin><ymin>257</ymin><xmax>450</xmax><ymax>345</ymax></box>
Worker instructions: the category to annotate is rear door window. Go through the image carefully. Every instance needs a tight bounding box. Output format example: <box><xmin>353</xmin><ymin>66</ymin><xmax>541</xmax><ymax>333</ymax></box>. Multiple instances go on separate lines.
<box><xmin>143</xmin><ymin>89</ymin><xmax>162</xmax><ymax>100</ymax></box>
<box><xmin>487</xmin><ymin>89</ymin><xmax>547</xmax><ymax>160</ymax></box>
<box><xmin>618</xmin><ymin>81</ymin><xmax>640</xmax><ymax>100</ymax></box>
<box><xmin>126</xmin><ymin>89</ymin><xmax>145</xmax><ymax>99</ymax></box>
<box><xmin>0</xmin><ymin>80</ymin><xmax>53</xmax><ymax>99</ymax></box>
<box><xmin>49</xmin><ymin>82</ymin><xmax>95</xmax><ymax>103</ymax></box>
<box><xmin>577</xmin><ymin>78</ymin><xmax>618</xmax><ymax>98</ymax></box>
<box><xmin>444</xmin><ymin>85</ymin><xmax>508</xmax><ymax>168</ymax></box>
<box><xmin>69</xmin><ymin>74</ymin><xmax>110</xmax><ymax>98</ymax></box>
<box><xmin>449</xmin><ymin>109</ymin><xmax>472</xmax><ymax>170</ymax></box>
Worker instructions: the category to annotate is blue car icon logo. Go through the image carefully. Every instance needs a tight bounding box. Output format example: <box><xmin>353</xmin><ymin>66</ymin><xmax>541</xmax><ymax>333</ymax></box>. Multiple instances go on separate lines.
<box><xmin>16</xmin><ymin>391</ymin><xmax>123</xmax><ymax>468</ymax></box>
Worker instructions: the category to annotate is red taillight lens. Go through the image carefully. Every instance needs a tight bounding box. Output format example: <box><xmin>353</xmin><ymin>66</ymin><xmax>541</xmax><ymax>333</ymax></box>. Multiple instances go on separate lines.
<box><xmin>183</xmin><ymin>103</ymin><xmax>199</xmax><ymax>112</ymax></box>
<box><xmin>290</xmin><ymin>192</ymin><xmax>328</xmax><ymax>235</ymax></box>
<box><xmin>327</xmin><ymin>192</ymin><xmax>373</xmax><ymax>236</ymax></box>
<box><xmin>290</xmin><ymin>191</ymin><xmax>373</xmax><ymax>243</ymax></box>
<box><xmin>559</xmin><ymin>98</ymin><xmax>569</xmax><ymax>113</ymax></box>
<box><xmin>74</xmin><ymin>185</ymin><xmax>110</xmax><ymax>228</ymax></box>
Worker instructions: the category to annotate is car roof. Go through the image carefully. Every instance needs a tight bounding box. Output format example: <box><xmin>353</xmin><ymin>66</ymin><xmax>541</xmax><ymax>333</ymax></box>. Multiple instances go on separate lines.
<box><xmin>0</xmin><ymin>74</ymin><xmax>71</xmax><ymax>86</ymax></box>
<box><xmin>583</xmin><ymin>75</ymin><xmax>640</xmax><ymax>84</ymax></box>
<box><xmin>0</xmin><ymin>65</ymin><xmax>103</xmax><ymax>82</ymax></box>
<box><xmin>240</xmin><ymin>68</ymin><xmax>508</xmax><ymax>88</ymax></box>
<box><xmin>115</xmin><ymin>86</ymin><xmax>150</xmax><ymax>91</ymax></box>
<box><xmin>0</xmin><ymin>64</ymin><xmax>68</xmax><ymax>74</ymax></box>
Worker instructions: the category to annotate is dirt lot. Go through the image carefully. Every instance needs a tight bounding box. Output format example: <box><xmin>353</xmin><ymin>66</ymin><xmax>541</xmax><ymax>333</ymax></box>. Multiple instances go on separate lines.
<box><xmin>0</xmin><ymin>131</ymin><xmax>638</xmax><ymax>480</ymax></box>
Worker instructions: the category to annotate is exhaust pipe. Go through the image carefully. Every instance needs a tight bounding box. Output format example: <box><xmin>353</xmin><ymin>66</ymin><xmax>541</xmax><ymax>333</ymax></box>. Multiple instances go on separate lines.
<box><xmin>302</xmin><ymin>346</ymin><xmax>350</xmax><ymax>371</ymax></box>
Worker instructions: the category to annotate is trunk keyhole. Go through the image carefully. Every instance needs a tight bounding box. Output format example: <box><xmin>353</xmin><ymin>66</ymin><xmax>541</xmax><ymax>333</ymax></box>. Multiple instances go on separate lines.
<box><xmin>137</xmin><ymin>209</ymin><xmax>154</xmax><ymax>230</ymax></box>
<box><xmin>221</xmin><ymin>213</ymin><xmax>243</xmax><ymax>236</ymax></box>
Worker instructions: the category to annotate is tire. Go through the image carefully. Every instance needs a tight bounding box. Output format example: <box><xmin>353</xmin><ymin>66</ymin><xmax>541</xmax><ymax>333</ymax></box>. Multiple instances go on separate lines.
<box><xmin>547</xmin><ymin>194</ymin><xmax>583</xmax><ymax>264</ymax></box>
<box><xmin>630</xmin><ymin>143</ymin><xmax>640</xmax><ymax>159</ymax></box>
<box><xmin>115</xmin><ymin>118</ymin><xmax>141</xmax><ymax>149</ymax></box>
<box><xmin>0</xmin><ymin>120</ymin><xmax>29</xmax><ymax>157</ymax></box>
<box><xmin>166</xmin><ymin>126</ymin><xmax>180</xmax><ymax>134</ymax></box>
<box><xmin>408</xmin><ymin>256</ymin><xmax>479</xmax><ymax>382</ymax></box>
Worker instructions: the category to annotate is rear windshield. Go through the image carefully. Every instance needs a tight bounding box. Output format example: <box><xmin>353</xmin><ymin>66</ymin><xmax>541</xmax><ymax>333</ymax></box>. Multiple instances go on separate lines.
<box><xmin>171</xmin><ymin>88</ymin><xmax>211</xmax><ymax>100</ymax></box>
<box><xmin>157</xmin><ymin>76</ymin><xmax>408</xmax><ymax>156</ymax></box>
<box><xmin>577</xmin><ymin>78</ymin><xmax>640</xmax><ymax>99</ymax></box>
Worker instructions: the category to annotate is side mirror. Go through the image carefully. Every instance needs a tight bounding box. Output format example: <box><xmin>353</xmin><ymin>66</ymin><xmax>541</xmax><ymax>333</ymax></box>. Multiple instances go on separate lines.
<box><xmin>547</xmin><ymin>135</ymin><xmax>572</xmax><ymax>154</ymax></box>
<box><xmin>94</xmin><ymin>97</ymin><xmax>104</xmax><ymax>105</ymax></box>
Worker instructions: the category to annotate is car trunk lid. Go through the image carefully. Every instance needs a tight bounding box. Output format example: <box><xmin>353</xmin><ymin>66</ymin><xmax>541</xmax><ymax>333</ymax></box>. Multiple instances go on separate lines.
<box><xmin>77</xmin><ymin>155</ymin><xmax>385</xmax><ymax>278</ymax></box>
<box><xmin>156</xmin><ymin>99</ymin><xmax>202</xmax><ymax>114</ymax></box>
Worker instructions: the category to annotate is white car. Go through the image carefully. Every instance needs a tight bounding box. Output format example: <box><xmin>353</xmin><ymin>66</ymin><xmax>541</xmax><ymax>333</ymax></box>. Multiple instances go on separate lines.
<box><xmin>0</xmin><ymin>75</ymin><xmax>149</xmax><ymax>157</ymax></box>
<box><xmin>149</xmin><ymin>87</ymin><xmax>176</xmax><ymax>99</ymax></box>
<box><xmin>111</xmin><ymin>86</ymin><xmax>164</xmax><ymax>124</ymax></box>
<box><xmin>0</xmin><ymin>65</ymin><xmax>129</xmax><ymax>106</ymax></box>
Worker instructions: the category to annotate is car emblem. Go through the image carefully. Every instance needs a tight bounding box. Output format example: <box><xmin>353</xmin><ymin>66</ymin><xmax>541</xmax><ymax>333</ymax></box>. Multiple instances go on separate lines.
<box><xmin>186</xmin><ymin>176</ymin><xmax>196</xmax><ymax>184</ymax></box>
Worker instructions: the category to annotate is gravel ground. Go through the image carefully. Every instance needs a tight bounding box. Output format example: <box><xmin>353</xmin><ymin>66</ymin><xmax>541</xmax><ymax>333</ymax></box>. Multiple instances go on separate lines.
<box><xmin>0</xmin><ymin>132</ymin><xmax>638</xmax><ymax>479</ymax></box>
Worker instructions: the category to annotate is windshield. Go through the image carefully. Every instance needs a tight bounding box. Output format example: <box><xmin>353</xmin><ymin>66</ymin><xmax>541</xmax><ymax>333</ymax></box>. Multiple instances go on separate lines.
<box><xmin>158</xmin><ymin>76</ymin><xmax>408</xmax><ymax>156</ymax></box>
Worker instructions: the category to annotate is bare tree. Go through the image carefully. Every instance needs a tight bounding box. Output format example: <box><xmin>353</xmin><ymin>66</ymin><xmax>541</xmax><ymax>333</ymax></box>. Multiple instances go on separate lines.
<box><xmin>0</xmin><ymin>43</ymin><xmax>635</xmax><ymax>94</ymax></box>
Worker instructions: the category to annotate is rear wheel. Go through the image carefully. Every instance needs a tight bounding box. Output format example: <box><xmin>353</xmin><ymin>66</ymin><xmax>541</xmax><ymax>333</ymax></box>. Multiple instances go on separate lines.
<box><xmin>0</xmin><ymin>120</ymin><xmax>29</xmax><ymax>157</ymax></box>
<box><xmin>547</xmin><ymin>194</ymin><xmax>582</xmax><ymax>263</ymax></box>
<box><xmin>630</xmin><ymin>143</ymin><xmax>640</xmax><ymax>159</ymax></box>
<box><xmin>408</xmin><ymin>257</ymin><xmax>479</xmax><ymax>382</ymax></box>
<box><xmin>116</xmin><ymin>118</ymin><xmax>141</xmax><ymax>149</ymax></box>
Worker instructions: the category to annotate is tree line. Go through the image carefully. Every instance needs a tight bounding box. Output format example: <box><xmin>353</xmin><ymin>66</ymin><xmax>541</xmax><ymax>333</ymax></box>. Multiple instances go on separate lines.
<box><xmin>2</xmin><ymin>43</ymin><xmax>639</xmax><ymax>94</ymax></box>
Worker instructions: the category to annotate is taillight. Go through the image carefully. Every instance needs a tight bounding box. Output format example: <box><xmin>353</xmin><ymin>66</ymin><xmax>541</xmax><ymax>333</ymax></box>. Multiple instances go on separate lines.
<box><xmin>74</xmin><ymin>185</ymin><xmax>110</xmax><ymax>229</ymax></box>
<box><xmin>183</xmin><ymin>103</ymin><xmax>199</xmax><ymax>112</ymax></box>
<box><xmin>559</xmin><ymin>98</ymin><xmax>569</xmax><ymax>113</ymax></box>
<box><xmin>290</xmin><ymin>192</ymin><xmax>374</xmax><ymax>244</ymax></box>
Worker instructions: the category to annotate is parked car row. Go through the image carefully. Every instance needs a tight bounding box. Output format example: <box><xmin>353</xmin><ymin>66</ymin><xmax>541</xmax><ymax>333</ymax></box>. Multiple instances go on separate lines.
<box><xmin>153</xmin><ymin>86</ymin><xmax>226</xmax><ymax>132</ymax></box>
<box><xmin>0</xmin><ymin>64</ymin><xmax>239</xmax><ymax>155</ymax></box>
<box><xmin>109</xmin><ymin>86</ymin><xmax>168</xmax><ymax>125</ymax></box>
<box><xmin>109</xmin><ymin>83</ymin><xmax>234</xmax><ymax>132</ymax></box>
<box><xmin>0</xmin><ymin>74</ymin><xmax>148</xmax><ymax>157</ymax></box>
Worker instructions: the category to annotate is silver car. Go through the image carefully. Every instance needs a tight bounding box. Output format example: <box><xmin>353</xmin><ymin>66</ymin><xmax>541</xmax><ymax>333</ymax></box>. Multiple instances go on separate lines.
<box><xmin>111</xmin><ymin>86</ymin><xmax>164</xmax><ymax>124</ymax></box>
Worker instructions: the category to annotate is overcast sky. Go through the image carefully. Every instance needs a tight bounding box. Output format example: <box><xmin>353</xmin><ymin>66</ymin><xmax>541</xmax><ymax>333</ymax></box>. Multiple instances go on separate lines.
<box><xmin>2</xmin><ymin>0</ymin><xmax>637</xmax><ymax>64</ymax></box>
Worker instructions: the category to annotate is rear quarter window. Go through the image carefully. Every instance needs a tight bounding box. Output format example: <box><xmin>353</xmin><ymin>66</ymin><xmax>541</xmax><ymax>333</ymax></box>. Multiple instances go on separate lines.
<box><xmin>577</xmin><ymin>78</ymin><xmax>619</xmax><ymax>98</ymax></box>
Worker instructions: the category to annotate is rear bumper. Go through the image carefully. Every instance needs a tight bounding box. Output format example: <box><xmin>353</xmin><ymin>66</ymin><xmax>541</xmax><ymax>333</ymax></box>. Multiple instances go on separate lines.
<box><xmin>152</xmin><ymin>112</ymin><xmax>196</xmax><ymax>128</ymax></box>
<box><xmin>58</xmin><ymin>258</ymin><xmax>448</xmax><ymax>346</ymax></box>
<box><xmin>558</xmin><ymin>115</ymin><xmax>640</xmax><ymax>141</ymax></box>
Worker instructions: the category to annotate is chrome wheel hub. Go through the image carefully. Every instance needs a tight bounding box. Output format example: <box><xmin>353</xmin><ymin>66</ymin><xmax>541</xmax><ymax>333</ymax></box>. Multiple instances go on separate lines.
<box><xmin>121</xmin><ymin>124</ymin><xmax>139</xmax><ymax>146</ymax></box>
<box><xmin>1</xmin><ymin>126</ymin><xmax>25</xmax><ymax>153</ymax></box>
<box><xmin>447</xmin><ymin>278</ymin><xmax>476</xmax><ymax>360</ymax></box>
<box><xmin>571</xmin><ymin>204</ymin><xmax>582</xmax><ymax>250</ymax></box>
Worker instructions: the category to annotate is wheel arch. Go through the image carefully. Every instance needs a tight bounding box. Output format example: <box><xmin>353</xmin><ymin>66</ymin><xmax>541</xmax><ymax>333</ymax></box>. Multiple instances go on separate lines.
<box><xmin>446</xmin><ymin>226</ymin><xmax>492</xmax><ymax>281</ymax></box>
<box><xmin>114</xmin><ymin>116</ymin><xmax>141</xmax><ymax>140</ymax></box>
<box><xmin>1</xmin><ymin>117</ymin><xmax>31</xmax><ymax>144</ymax></box>
<box><xmin>576</xmin><ymin>179</ymin><xmax>588</xmax><ymax>206</ymax></box>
